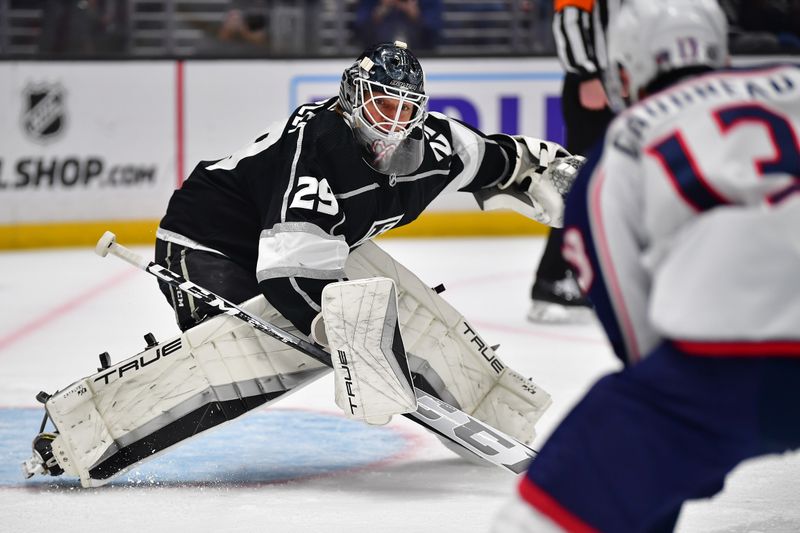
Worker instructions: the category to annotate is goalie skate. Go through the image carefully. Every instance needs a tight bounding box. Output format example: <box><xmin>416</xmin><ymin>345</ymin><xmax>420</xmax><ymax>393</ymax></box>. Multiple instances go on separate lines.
<box><xmin>528</xmin><ymin>275</ymin><xmax>595</xmax><ymax>325</ymax></box>
<box><xmin>23</xmin><ymin>295</ymin><xmax>329</xmax><ymax>488</ymax></box>
<box><xmin>22</xmin><ymin>432</ymin><xmax>63</xmax><ymax>478</ymax></box>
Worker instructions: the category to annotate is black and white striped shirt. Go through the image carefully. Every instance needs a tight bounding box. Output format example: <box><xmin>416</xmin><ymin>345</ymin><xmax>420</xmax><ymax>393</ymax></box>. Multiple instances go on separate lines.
<box><xmin>552</xmin><ymin>0</ymin><xmax>622</xmax><ymax>79</ymax></box>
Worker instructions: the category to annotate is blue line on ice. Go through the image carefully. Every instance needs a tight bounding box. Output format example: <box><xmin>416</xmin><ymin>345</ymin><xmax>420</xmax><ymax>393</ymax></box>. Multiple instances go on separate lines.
<box><xmin>1</xmin><ymin>408</ymin><xmax>409</xmax><ymax>488</ymax></box>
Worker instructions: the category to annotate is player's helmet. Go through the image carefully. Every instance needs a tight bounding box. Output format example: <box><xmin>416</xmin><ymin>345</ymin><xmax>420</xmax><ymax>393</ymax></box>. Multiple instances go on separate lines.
<box><xmin>605</xmin><ymin>0</ymin><xmax>728</xmax><ymax>112</ymax></box>
<box><xmin>339</xmin><ymin>41</ymin><xmax>429</xmax><ymax>175</ymax></box>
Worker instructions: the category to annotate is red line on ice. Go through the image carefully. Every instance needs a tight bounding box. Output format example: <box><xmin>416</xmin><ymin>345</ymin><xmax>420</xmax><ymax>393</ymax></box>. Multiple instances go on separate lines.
<box><xmin>471</xmin><ymin>320</ymin><xmax>606</xmax><ymax>345</ymax></box>
<box><xmin>0</xmin><ymin>268</ymin><xmax>137</xmax><ymax>353</ymax></box>
<box><xmin>433</xmin><ymin>270</ymin><xmax>606</xmax><ymax>346</ymax></box>
<box><xmin>444</xmin><ymin>269</ymin><xmax>532</xmax><ymax>289</ymax></box>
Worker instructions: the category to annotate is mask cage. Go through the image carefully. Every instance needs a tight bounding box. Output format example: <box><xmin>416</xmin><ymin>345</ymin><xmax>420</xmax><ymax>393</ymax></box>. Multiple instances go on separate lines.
<box><xmin>352</xmin><ymin>78</ymin><xmax>428</xmax><ymax>140</ymax></box>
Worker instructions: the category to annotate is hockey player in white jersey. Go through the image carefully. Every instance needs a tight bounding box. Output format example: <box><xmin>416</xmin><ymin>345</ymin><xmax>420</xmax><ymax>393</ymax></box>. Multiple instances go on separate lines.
<box><xmin>494</xmin><ymin>0</ymin><xmax>800</xmax><ymax>531</ymax></box>
<box><xmin>22</xmin><ymin>41</ymin><xmax>580</xmax><ymax>486</ymax></box>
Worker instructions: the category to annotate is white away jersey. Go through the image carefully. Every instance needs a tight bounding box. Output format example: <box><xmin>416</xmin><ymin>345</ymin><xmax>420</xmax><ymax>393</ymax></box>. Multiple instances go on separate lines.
<box><xmin>564</xmin><ymin>64</ymin><xmax>800</xmax><ymax>363</ymax></box>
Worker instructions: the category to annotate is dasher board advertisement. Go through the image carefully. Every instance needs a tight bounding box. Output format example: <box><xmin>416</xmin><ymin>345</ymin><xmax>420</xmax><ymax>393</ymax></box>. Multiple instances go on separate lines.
<box><xmin>0</xmin><ymin>62</ymin><xmax>176</xmax><ymax>226</ymax></box>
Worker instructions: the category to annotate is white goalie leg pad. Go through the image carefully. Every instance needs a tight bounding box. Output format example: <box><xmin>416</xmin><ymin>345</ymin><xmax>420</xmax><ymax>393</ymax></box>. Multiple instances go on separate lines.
<box><xmin>45</xmin><ymin>295</ymin><xmax>329</xmax><ymax>487</ymax></box>
<box><xmin>322</xmin><ymin>278</ymin><xmax>417</xmax><ymax>425</ymax></box>
<box><xmin>345</xmin><ymin>241</ymin><xmax>552</xmax><ymax>444</ymax></box>
<box><xmin>471</xmin><ymin>367</ymin><xmax>552</xmax><ymax>444</ymax></box>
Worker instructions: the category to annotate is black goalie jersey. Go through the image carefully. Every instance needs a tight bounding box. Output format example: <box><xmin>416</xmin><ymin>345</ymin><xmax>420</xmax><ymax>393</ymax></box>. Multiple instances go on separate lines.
<box><xmin>159</xmin><ymin>97</ymin><xmax>517</xmax><ymax>333</ymax></box>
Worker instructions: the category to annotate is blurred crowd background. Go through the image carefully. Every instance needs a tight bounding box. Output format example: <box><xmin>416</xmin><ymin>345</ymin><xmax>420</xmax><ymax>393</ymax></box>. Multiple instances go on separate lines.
<box><xmin>0</xmin><ymin>0</ymin><xmax>798</xmax><ymax>59</ymax></box>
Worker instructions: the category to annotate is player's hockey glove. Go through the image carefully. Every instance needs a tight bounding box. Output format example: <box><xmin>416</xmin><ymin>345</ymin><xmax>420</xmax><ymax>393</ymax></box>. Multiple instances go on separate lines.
<box><xmin>474</xmin><ymin>136</ymin><xmax>584</xmax><ymax>227</ymax></box>
<box><xmin>500</xmin><ymin>136</ymin><xmax>570</xmax><ymax>191</ymax></box>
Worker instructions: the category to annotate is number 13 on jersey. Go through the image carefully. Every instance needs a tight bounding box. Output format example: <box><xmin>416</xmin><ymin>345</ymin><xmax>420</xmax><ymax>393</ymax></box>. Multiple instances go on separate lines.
<box><xmin>647</xmin><ymin>103</ymin><xmax>800</xmax><ymax>210</ymax></box>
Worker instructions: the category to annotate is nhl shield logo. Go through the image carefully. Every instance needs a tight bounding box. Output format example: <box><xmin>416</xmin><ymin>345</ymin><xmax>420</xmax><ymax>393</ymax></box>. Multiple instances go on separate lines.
<box><xmin>22</xmin><ymin>82</ymin><xmax>67</xmax><ymax>143</ymax></box>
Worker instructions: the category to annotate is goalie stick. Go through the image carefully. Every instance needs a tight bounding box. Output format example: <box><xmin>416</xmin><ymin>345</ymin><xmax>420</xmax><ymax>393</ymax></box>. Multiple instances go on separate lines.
<box><xmin>95</xmin><ymin>231</ymin><xmax>537</xmax><ymax>474</ymax></box>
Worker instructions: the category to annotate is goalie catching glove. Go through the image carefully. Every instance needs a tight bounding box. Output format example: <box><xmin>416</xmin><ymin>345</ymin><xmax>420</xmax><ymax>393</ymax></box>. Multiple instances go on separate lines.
<box><xmin>475</xmin><ymin>136</ymin><xmax>585</xmax><ymax>227</ymax></box>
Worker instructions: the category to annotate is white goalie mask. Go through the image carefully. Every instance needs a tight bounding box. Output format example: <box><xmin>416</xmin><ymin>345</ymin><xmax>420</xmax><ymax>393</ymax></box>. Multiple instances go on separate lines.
<box><xmin>605</xmin><ymin>0</ymin><xmax>729</xmax><ymax>112</ymax></box>
<box><xmin>339</xmin><ymin>41</ymin><xmax>429</xmax><ymax>175</ymax></box>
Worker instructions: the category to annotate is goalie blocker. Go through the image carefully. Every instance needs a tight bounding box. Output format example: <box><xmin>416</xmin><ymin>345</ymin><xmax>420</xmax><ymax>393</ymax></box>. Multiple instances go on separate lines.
<box><xmin>317</xmin><ymin>278</ymin><xmax>417</xmax><ymax>425</ymax></box>
<box><xmin>24</xmin><ymin>240</ymin><xmax>551</xmax><ymax>486</ymax></box>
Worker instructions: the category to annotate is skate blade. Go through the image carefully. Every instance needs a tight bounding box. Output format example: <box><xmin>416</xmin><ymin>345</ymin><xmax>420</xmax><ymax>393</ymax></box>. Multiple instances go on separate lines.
<box><xmin>527</xmin><ymin>301</ymin><xmax>596</xmax><ymax>325</ymax></box>
<box><xmin>21</xmin><ymin>455</ymin><xmax>45</xmax><ymax>478</ymax></box>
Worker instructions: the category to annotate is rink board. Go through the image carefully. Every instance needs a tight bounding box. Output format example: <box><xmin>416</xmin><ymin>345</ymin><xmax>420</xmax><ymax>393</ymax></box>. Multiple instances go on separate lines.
<box><xmin>0</xmin><ymin>407</ymin><xmax>410</xmax><ymax>488</ymax></box>
<box><xmin>0</xmin><ymin>58</ymin><xmax>563</xmax><ymax>248</ymax></box>
<box><xmin>0</xmin><ymin>55</ymin><xmax>786</xmax><ymax>248</ymax></box>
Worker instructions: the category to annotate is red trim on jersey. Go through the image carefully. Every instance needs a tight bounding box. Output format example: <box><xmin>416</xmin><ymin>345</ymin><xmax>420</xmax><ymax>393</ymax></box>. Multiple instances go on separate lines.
<box><xmin>712</xmin><ymin>102</ymin><xmax>800</xmax><ymax>205</ymax></box>
<box><xmin>590</xmin><ymin>168</ymin><xmax>642</xmax><ymax>363</ymax></box>
<box><xmin>673</xmin><ymin>340</ymin><xmax>800</xmax><ymax>357</ymax></box>
<box><xmin>519</xmin><ymin>477</ymin><xmax>599</xmax><ymax>533</ymax></box>
<box><xmin>631</xmin><ymin>65</ymin><xmax>799</xmax><ymax>118</ymax></box>
<box><xmin>646</xmin><ymin>130</ymin><xmax>730</xmax><ymax>212</ymax></box>
<box><xmin>176</xmin><ymin>60</ymin><xmax>185</xmax><ymax>188</ymax></box>
<box><xmin>713</xmin><ymin>106</ymin><xmax>781</xmax><ymax>180</ymax></box>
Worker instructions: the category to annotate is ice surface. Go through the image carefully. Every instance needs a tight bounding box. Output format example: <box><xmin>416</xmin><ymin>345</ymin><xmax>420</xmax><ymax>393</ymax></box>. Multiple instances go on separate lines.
<box><xmin>0</xmin><ymin>238</ymin><xmax>797</xmax><ymax>532</ymax></box>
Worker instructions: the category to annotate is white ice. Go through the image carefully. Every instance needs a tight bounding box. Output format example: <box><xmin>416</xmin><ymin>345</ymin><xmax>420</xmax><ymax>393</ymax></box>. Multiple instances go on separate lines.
<box><xmin>1</xmin><ymin>237</ymin><xmax>798</xmax><ymax>533</ymax></box>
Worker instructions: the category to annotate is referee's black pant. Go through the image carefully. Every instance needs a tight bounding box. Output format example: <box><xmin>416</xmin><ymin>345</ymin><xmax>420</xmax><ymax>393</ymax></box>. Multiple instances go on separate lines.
<box><xmin>534</xmin><ymin>73</ymin><xmax>615</xmax><ymax>286</ymax></box>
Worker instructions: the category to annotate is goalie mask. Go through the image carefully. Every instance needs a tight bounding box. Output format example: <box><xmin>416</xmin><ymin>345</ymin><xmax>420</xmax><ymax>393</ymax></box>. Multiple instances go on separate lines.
<box><xmin>605</xmin><ymin>0</ymin><xmax>728</xmax><ymax>112</ymax></box>
<box><xmin>339</xmin><ymin>41</ymin><xmax>428</xmax><ymax>175</ymax></box>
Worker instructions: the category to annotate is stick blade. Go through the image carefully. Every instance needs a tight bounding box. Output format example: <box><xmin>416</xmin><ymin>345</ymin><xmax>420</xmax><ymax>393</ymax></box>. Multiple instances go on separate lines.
<box><xmin>406</xmin><ymin>389</ymin><xmax>536</xmax><ymax>475</ymax></box>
